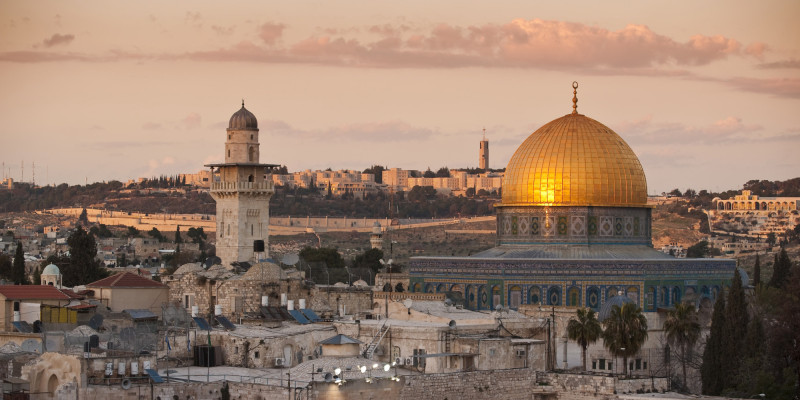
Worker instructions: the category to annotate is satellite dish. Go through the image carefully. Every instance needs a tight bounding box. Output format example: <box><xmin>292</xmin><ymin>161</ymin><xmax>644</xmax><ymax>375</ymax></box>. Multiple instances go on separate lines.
<box><xmin>282</xmin><ymin>253</ymin><xmax>300</xmax><ymax>266</ymax></box>
<box><xmin>324</xmin><ymin>373</ymin><xmax>333</xmax><ymax>383</ymax></box>
<box><xmin>495</xmin><ymin>304</ymin><xmax>503</xmax><ymax>311</ymax></box>
<box><xmin>403</xmin><ymin>299</ymin><xmax>413</xmax><ymax>309</ymax></box>
<box><xmin>448</xmin><ymin>320</ymin><xmax>457</xmax><ymax>329</ymax></box>
<box><xmin>121</xmin><ymin>379</ymin><xmax>131</xmax><ymax>390</ymax></box>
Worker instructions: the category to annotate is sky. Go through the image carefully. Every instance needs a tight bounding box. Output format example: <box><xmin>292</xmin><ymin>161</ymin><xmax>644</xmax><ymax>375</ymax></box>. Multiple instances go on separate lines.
<box><xmin>0</xmin><ymin>1</ymin><xmax>798</xmax><ymax>194</ymax></box>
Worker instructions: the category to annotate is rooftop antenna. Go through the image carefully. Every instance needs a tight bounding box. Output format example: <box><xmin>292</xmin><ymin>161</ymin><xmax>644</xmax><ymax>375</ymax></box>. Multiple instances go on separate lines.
<box><xmin>572</xmin><ymin>81</ymin><xmax>579</xmax><ymax>115</ymax></box>
<box><xmin>482</xmin><ymin>127</ymin><xmax>486</xmax><ymax>141</ymax></box>
<box><xmin>32</xmin><ymin>161</ymin><xmax>35</xmax><ymax>186</ymax></box>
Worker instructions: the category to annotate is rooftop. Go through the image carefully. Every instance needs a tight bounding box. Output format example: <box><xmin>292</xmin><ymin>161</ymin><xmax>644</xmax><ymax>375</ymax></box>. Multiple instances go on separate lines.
<box><xmin>0</xmin><ymin>285</ymin><xmax>72</xmax><ymax>301</ymax></box>
<box><xmin>87</xmin><ymin>271</ymin><xmax>167</xmax><ymax>288</ymax></box>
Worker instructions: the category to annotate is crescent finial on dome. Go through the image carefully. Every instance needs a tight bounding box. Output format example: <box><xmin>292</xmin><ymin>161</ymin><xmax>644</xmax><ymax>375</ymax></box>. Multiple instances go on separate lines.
<box><xmin>572</xmin><ymin>81</ymin><xmax>579</xmax><ymax>115</ymax></box>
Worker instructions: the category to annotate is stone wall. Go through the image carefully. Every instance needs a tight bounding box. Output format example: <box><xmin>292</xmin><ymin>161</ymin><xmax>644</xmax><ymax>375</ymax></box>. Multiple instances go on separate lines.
<box><xmin>55</xmin><ymin>381</ymin><xmax>293</xmax><ymax>400</ymax></box>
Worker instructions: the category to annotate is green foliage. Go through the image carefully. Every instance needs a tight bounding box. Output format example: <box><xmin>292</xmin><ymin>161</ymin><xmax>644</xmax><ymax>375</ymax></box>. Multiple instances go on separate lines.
<box><xmin>89</xmin><ymin>224</ymin><xmax>114</xmax><ymax>238</ymax></box>
<box><xmin>435</xmin><ymin>167</ymin><xmax>450</xmax><ymax>178</ymax></box>
<box><xmin>64</xmin><ymin>226</ymin><xmax>110</xmax><ymax>286</ymax></box>
<box><xmin>423</xmin><ymin>168</ymin><xmax>436</xmax><ymax>178</ymax></box>
<box><xmin>407</xmin><ymin>186</ymin><xmax>437</xmax><ymax>202</ymax></box>
<box><xmin>686</xmin><ymin>240</ymin><xmax>709</xmax><ymax>258</ymax></box>
<box><xmin>12</xmin><ymin>242</ymin><xmax>27</xmax><ymax>284</ymax></box>
<box><xmin>352</xmin><ymin>248</ymin><xmax>384</xmax><ymax>274</ymax></box>
<box><xmin>767</xmin><ymin>232</ymin><xmax>777</xmax><ymax>247</ymax></box>
<box><xmin>768</xmin><ymin>247</ymin><xmax>791</xmax><ymax>289</ymax></box>
<box><xmin>602</xmin><ymin>302</ymin><xmax>648</xmax><ymax>376</ymax></box>
<box><xmin>78</xmin><ymin>208</ymin><xmax>89</xmax><ymax>224</ymax></box>
<box><xmin>722</xmin><ymin>269</ymin><xmax>748</xmax><ymax>389</ymax></box>
<box><xmin>125</xmin><ymin>226</ymin><xmax>140</xmax><ymax>238</ymax></box>
<box><xmin>175</xmin><ymin>226</ymin><xmax>182</xmax><ymax>244</ymax></box>
<box><xmin>148</xmin><ymin>228</ymin><xmax>166</xmax><ymax>242</ymax></box>
<box><xmin>663</xmin><ymin>302</ymin><xmax>701</xmax><ymax>391</ymax></box>
<box><xmin>567</xmin><ymin>308</ymin><xmax>602</xmax><ymax>371</ymax></box>
<box><xmin>299</xmin><ymin>247</ymin><xmax>345</xmax><ymax>269</ymax></box>
<box><xmin>362</xmin><ymin>165</ymin><xmax>385</xmax><ymax>184</ymax></box>
<box><xmin>753</xmin><ymin>254</ymin><xmax>761</xmax><ymax>287</ymax></box>
<box><xmin>0</xmin><ymin>254</ymin><xmax>11</xmax><ymax>281</ymax></box>
<box><xmin>701</xmin><ymin>291</ymin><xmax>726</xmax><ymax>395</ymax></box>
<box><xmin>187</xmin><ymin>227</ymin><xmax>207</xmax><ymax>249</ymax></box>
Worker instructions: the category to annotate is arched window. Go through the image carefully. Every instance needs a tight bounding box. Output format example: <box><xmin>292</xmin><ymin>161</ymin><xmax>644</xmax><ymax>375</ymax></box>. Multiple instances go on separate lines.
<box><xmin>249</xmin><ymin>146</ymin><xmax>255</xmax><ymax>162</ymax></box>
<box><xmin>567</xmin><ymin>286</ymin><xmax>580</xmax><ymax>307</ymax></box>
<box><xmin>529</xmin><ymin>286</ymin><xmax>541</xmax><ymax>305</ymax></box>
<box><xmin>509</xmin><ymin>285</ymin><xmax>522</xmax><ymax>309</ymax></box>
<box><xmin>586</xmin><ymin>287</ymin><xmax>600</xmax><ymax>310</ymax></box>
<box><xmin>547</xmin><ymin>286</ymin><xmax>561</xmax><ymax>306</ymax></box>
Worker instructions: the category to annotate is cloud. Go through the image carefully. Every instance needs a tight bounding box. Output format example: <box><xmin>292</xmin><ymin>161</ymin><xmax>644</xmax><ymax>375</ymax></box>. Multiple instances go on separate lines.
<box><xmin>182</xmin><ymin>113</ymin><xmax>202</xmax><ymax>129</ymax></box>
<box><xmin>265</xmin><ymin>119</ymin><xmax>435</xmax><ymax>142</ymax></box>
<box><xmin>178</xmin><ymin>18</ymin><xmax>762</xmax><ymax>72</ymax></box>
<box><xmin>211</xmin><ymin>25</ymin><xmax>235</xmax><ymax>36</ymax></box>
<box><xmin>40</xmin><ymin>33</ymin><xmax>75</xmax><ymax>48</ymax></box>
<box><xmin>620</xmin><ymin>115</ymin><xmax>765</xmax><ymax>145</ymax></box>
<box><xmin>724</xmin><ymin>77</ymin><xmax>800</xmax><ymax>99</ymax></box>
<box><xmin>142</xmin><ymin>122</ymin><xmax>162</xmax><ymax>130</ymax></box>
<box><xmin>259</xmin><ymin>22</ymin><xmax>285</xmax><ymax>45</ymax></box>
<box><xmin>758</xmin><ymin>58</ymin><xmax>800</xmax><ymax>69</ymax></box>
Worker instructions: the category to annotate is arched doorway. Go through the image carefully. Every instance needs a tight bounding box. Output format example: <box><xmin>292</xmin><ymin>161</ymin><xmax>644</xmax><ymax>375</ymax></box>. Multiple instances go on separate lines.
<box><xmin>47</xmin><ymin>374</ymin><xmax>59</xmax><ymax>393</ymax></box>
<box><xmin>586</xmin><ymin>287</ymin><xmax>600</xmax><ymax>310</ymax></box>
<box><xmin>491</xmin><ymin>286</ymin><xmax>502</xmax><ymax>309</ymax></box>
<box><xmin>509</xmin><ymin>285</ymin><xmax>522</xmax><ymax>309</ymax></box>
<box><xmin>567</xmin><ymin>286</ymin><xmax>580</xmax><ymax>307</ymax></box>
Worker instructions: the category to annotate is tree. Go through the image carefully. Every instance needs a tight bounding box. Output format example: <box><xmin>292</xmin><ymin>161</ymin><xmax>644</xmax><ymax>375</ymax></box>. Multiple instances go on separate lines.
<box><xmin>753</xmin><ymin>254</ymin><xmax>761</xmax><ymax>287</ymax></box>
<box><xmin>187</xmin><ymin>227</ymin><xmax>207</xmax><ymax>250</ymax></box>
<box><xmin>352</xmin><ymin>248</ymin><xmax>383</xmax><ymax>274</ymax></box>
<box><xmin>686</xmin><ymin>240</ymin><xmax>709</xmax><ymax>258</ymax></box>
<box><xmin>766</xmin><ymin>232</ymin><xmax>776</xmax><ymax>247</ymax></box>
<box><xmin>701</xmin><ymin>291</ymin><xmax>726</xmax><ymax>395</ymax></box>
<box><xmin>722</xmin><ymin>269</ymin><xmax>748</xmax><ymax>389</ymax></box>
<box><xmin>125</xmin><ymin>226</ymin><xmax>140</xmax><ymax>238</ymax></box>
<box><xmin>422</xmin><ymin>168</ymin><xmax>436</xmax><ymax>178</ymax></box>
<box><xmin>78</xmin><ymin>208</ymin><xmax>89</xmax><ymax>224</ymax></box>
<box><xmin>362</xmin><ymin>165</ymin><xmax>385</xmax><ymax>184</ymax></box>
<box><xmin>0</xmin><ymin>253</ymin><xmax>11</xmax><ymax>281</ymax></box>
<box><xmin>299</xmin><ymin>247</ymin><xmax>345</xmax><ymax>269</ymax></box>
<box><xmin>669</xmin><ymin>188</ymin><xmax>683</xmax><ymax>197</ymax></box>
<box><xmin>175</xmin><ymin>226</ymin><xmax>182</xmax><ymax>244</ymax></box>
<box><xmin>768</xmin><ymin>247</ymin><xmax>791</xmax><ymax>289</ymax></box>
<box><xmin>148</xmin><ymin>227</ymin><xmax>166</xmax><ymax>242</ymax></box>
<box><xmin>435</xmin><ymin>167</ymin><xmax>450</xmax><ymax>178</ymax></box>
<box><xmin>64</xmin><ymin>226</ymin><xmax>109</xmax><ymax>286</ymax></box>
<box><xmin>12</xmin><ymin>241</ymin><xmax>27</xmax><ymax>284</ymax></box>
<box><xmin>663</xmin><ymin>302</ymin><xmax>701</xmax><ymax>390</ymax></box>
<box><xmin>602</xmin><ymin>302</ymin><xmax>648</xmax><ymax>376</ymax></box>
<box><xmin>567</xmin><ymin>308</ymin><xmax>602</xmax><ymax>371</ymax></box>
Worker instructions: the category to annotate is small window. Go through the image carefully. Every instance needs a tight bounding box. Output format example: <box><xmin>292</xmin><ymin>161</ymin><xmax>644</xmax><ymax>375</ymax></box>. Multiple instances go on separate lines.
<box><xmin>250</xmin><ymin>134</ymin><xmax>253</xmax><ymax>140</ymax></box>
<box><xmin>489</xmin><ymin>349</ymin><xmax>496</xmax><ymax>356</ymax></box>
<box><xmin>234</xmin><ymin>346</ymin><xmax>238</xmax><ymax>354</ymax></box>
<box><xmin>254</xmin><ymin>351</ymin><xmax>259</xmax><ymax>359</ymax></box>
<box><xmin>592</xmin><ymin>361</ymin><xmax>596</xmax><ymax>369</ymax></box>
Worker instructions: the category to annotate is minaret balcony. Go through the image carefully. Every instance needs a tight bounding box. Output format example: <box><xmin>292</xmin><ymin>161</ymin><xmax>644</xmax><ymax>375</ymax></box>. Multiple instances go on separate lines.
<box><xmin>210</xmin><ymin>181</ymin><xmax>275</xmax><ymax>194</ymax></box>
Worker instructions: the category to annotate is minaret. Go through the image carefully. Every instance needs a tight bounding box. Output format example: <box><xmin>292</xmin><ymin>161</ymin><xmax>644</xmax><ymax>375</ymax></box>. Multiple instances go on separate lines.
<box><xmin>479</xmin><ymin>128</ymin><xmax>489</xmax><ymax>170</ymax></box>
<box><xmin>370</xmin><ymin>222</ymin><xmax>383</xmax><ymax>250</ymax></box>
<box><xmin>206</xmin><ymin>101</ymin><xmax>278</xmax><ymax>267</ymax></box>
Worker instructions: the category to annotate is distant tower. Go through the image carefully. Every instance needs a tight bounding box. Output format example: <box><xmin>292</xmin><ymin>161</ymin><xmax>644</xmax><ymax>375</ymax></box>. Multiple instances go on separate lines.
<box><xmin>479</xmin><ymin>128</ymin><xmax>489</xmax><ymax>170</ymax></box>
<box><xmin>370</xmin><ymin>222</ymin><xmax>383</xmax><ymax>250</ymax></box>
<box><xmin>206</xmin><ymin>102</ymin><xmax>279</xmax><ymax>267</ymax></box>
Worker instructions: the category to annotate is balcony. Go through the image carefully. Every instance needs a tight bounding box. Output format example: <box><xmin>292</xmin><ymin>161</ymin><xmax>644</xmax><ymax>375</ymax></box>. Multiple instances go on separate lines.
<box><xmin>210</xmin><ymin>181</ymin><xmax>274</xmax><ymax>194</ymax></box>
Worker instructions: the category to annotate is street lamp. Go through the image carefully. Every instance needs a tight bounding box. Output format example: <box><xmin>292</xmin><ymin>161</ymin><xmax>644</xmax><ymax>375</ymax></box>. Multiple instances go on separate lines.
<box><xmin>379</xmin><ymin>258</ymin><xmax>393</xmax><ymax>318</ymax></box>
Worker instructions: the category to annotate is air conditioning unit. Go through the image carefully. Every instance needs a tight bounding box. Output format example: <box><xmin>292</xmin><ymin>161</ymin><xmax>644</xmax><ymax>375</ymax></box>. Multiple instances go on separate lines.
<box><xmin>515</xmin><ymin>349</ymin><xmax>526</xmax><ymax>357</ymax></box>
<box><xmin>274</xmin><ymin>358</ymin><xmax>285</xmax><ymax>367</ymax></box>
<box><xmin>395</xmin><ymin>357</ymin><xmax>403</xmax><ymax>365</ymax></box>
<box><xmin>405</xmin><ymin>357</ymin><xmax>413</xmax><ymax>365</ymax></box>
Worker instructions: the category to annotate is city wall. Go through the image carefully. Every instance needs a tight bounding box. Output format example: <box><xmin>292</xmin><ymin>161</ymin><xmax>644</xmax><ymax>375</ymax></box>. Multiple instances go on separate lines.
<box><xmin>44</xmin><ymin>208</ymin><xmax>493</xmax><ymax>234</ymax></box>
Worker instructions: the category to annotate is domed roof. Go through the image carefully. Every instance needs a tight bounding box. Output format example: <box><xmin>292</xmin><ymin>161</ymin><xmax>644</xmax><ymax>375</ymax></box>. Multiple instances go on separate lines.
<box><xmin>42</xmin><ymin>263</ymin><xmax>60</xmax><ymax>275</ymax></box>
<box><xmin>228</xmin><ymin>101</ymin><xmax>258</xmax><ymax>130</ymax></box>
<box><xmin>598</xmin><ymin>293</ymin><xmax>635</xmax><ymax>322</ymax></box>
<box><xmin>500</xmin><ymin>84</ymin><xmax>647</xmax><ymax>208</ymax></box>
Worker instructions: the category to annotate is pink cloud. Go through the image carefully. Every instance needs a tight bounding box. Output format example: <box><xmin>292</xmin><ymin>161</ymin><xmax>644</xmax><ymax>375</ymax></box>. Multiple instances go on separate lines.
<box><xmin>259</xmin><ymin>22</ymin><xmax>285</xmax><ymax>46</ymax></box>
<box><xmin>41</xmin><ymin>33</ymin><xmax>75</xmax><ymax>48</ymax></box>
<box><xmin>621</xmin><ymin>116</ymin><xmax>764</xmax><ymax>145</ymax></box>
<box><xmin>725</xmin><ymin>77</ymin><xmax>800</xmax><ymax>99</ymax></box>
<box><xmin>182</xmin><ymin>113</ymin><xmax>202</xmax><ymax>129</ymax></box>
<box><xmin>758</xmin><ymin>58</ymin><xmax>800</xmax><ymax>69</ymax></box>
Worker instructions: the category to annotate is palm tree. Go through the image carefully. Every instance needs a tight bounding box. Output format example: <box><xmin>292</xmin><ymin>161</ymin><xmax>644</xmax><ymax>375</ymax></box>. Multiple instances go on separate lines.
<box><xmin>567</xmin><ymin>308</ymin><xmax>602</xmax><ymax>371</ymax></box>
<box><xmin>602</xmin><ymin>302</ymin><xmax>648</xmax><ymax>376</ymax></box>
<box><xmin>663</xmin><ymin>301</ymin><xmax>701</xmax><ymax>390</ymax></box>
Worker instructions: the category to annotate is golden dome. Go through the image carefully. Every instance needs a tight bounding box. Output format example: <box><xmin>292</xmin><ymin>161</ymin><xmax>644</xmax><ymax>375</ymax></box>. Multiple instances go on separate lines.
<box><xmin>501</xmin><ymin>112</ymin><xmax>647</xmax><ymax>207</ymax></box>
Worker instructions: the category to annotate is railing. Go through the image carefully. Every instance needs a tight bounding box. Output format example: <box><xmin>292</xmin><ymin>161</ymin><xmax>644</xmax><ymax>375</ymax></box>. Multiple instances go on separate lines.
<box><xmin>210</xmin><ymin>181</ymin><xmax>274</xmax><ymax>192</ymax></box>
<box><xmin>364</xmin><ymin>320</ymin><xmax>390</xmax><ymax>359</ymax></box>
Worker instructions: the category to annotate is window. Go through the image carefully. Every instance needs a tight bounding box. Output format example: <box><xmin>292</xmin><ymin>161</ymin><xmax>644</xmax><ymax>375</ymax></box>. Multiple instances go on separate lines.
<box><xmin>183</xmin><ymin>294</ymin><xmax>195</xmax><ymax>309</ymax></box>
<box><xmin>254</xmin><ymin>351</ymin><xmax>259</xmax><ymax>359</ymax></box>
<box><xmin>599</xmin><ymin>359</ymin><xmax>605</xmax><ymax>369</ymax></box>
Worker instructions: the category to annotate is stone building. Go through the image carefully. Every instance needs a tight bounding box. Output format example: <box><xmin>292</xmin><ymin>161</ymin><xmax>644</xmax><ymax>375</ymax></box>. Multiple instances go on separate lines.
<box><xmin>86</xmin><ymin>271</ymin><xmax>169</xmax><ymax>314</ymax></box>
<box><xmin>206</xmin><ymin>102</ymin><xmax>279</xmax><ymax>267</ymax></box>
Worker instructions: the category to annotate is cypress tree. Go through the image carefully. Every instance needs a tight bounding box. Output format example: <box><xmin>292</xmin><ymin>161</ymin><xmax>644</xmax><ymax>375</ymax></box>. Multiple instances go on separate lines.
<box><xmin>753</xmin><ymin>254</ymin><xmax>761</xmax><ymax>287</ymax></box>
<box><xmin>701</xmin><ymin>290</ymin><xmax>726</xmax><ymax>395</ymax></box>
<box><xmin>12</xmin><ymin>241</ymin><xmax>27</xmax><ymax>284</ymax></box>
<box><xmin>768</xmin><ymin>248</ymin><xmax>791</xmax><ymax>289</ymax></box>
<box><xmin>722</xmin><ymin>269</ymin><xmax>748</xmax><ymax>390</ymax></box>
<box><xmin>175</xmin><ymin>226</ymin><xmax>182</xmax><ymax>244</ymax></box>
